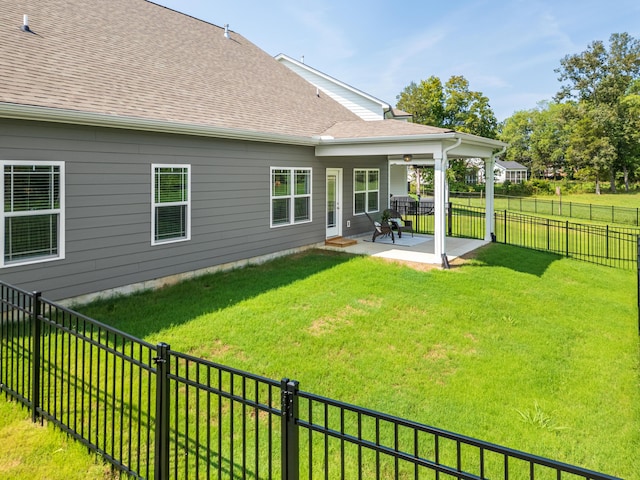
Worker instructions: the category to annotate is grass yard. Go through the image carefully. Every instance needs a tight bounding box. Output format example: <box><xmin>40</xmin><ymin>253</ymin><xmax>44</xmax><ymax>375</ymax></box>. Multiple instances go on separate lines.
<box><xmin>71</xmin><ymin>244</ymin><xmax>640</xmax><ymax>478</ymax></box>
<box><xmin>553</xmin><ymin>191</ymin><xmax>640</xmax><ymax>207</ymax></box>
<box><xmin>0</xmin><ymin>398</ymin><xmax>114</xmax><ymax>479</ymax></box>
<box><xmin>1</xmin><ymin>243</ymin><xmax>638</xmax><ymax>478</ymax></box>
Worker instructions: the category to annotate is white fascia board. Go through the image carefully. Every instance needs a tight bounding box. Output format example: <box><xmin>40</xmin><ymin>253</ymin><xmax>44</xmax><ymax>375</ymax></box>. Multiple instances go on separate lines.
<box><xmin>275</xmin><ymin>54</ymin><xmax>390</xmax><ymax>109</ymax></box>
<box><xmin>316</xmin><ymin>143</ymin><xmax>443</xmax><ymax>157</ymax></box>
<box><xmin>0</xmin><ymin>103</ymin><xmax>317</xmax><ymax>147</ymax></box>
<box><xmin>315</xmin><ymin>132</ymin><xmax>507</xmax><ymax>158</ymax></box>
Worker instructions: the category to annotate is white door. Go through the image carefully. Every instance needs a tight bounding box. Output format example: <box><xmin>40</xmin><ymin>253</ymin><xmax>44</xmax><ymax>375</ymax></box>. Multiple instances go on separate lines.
<box><xmin>326</xmin><ymin>168</ymin><xmax>342</xmax><ymax>238</ymax></box>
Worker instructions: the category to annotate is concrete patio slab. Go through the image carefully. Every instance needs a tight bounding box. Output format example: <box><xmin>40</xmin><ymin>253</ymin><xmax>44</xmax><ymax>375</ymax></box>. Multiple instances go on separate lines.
<box><xmin>321</xmin><ymin>234</ymin><xmax>489</xmax><ymax>266</ymax></box>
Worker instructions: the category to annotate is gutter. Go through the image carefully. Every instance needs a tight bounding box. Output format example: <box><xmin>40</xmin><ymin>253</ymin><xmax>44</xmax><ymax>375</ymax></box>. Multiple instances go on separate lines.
<box><xmin>0</xmin><ymin>102</ymin><xmax>510</xmax><ymax>151</ymax></box>
<box><xmin>316</xmin><ymin>131</ymin><xmax>508</xmax><ymax>149</ymax></box>
<box><xmin>0</xmin><ymin>103</ymin><xmax>317</xmax><ymax>147</ymax></box>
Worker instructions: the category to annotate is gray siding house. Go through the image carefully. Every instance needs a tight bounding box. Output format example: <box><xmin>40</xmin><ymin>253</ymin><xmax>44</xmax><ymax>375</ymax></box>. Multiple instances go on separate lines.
<box><xmin>0</xmin><ymin>0</ymin><xmax>506</xmax><ymax>302</ymax></box>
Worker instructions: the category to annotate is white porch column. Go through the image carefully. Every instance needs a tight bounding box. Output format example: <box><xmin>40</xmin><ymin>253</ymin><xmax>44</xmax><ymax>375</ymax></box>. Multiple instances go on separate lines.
<box><xmin>484</xmin><ymin>156</ymin><xmax>496</xmax><ymax>241</ymax></box>
<box><xmin>433</xmin><ymin>153</ymin><xmax>447</xmax><ymax>259</ymax></box>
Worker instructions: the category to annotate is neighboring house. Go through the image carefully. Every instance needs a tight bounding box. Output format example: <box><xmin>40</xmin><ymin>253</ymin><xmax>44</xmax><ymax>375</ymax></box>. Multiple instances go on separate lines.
<box><xmin>466</xmin><ymin>159</ymin><xmax>528</xmax><ymax>184</ymax></box>
<box><xmin>0</xmin><ymin>0</ymin><xmax>506</xmax><ymax>302</ymax></box>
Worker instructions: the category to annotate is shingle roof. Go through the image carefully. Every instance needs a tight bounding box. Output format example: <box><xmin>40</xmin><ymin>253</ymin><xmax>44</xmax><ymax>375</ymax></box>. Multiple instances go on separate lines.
<box><xmin>496</xmin><ymin>160</ymin><xmax>527</xmax><ymax>169</ymax></box>
<box><xmin>321</xmin><ymin>120</ymin><xmax>453</xmax><ymax>139</ymax></box>
<box><xmin>0</xmin><ymin>0</ymin><xmax>362</xmax><ymax>138</ymax></box>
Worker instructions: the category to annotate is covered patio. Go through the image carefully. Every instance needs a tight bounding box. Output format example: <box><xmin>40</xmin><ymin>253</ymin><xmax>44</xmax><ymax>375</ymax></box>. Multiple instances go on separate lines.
<box><xmin>316</xmin><ymin>121</ymin><xmax>507</xmax><ymax>263</ymax></box>
<box><xmin>322</xmin><ymin>233</ymin><xmax>489</xmax><ymax>266</ymax></box>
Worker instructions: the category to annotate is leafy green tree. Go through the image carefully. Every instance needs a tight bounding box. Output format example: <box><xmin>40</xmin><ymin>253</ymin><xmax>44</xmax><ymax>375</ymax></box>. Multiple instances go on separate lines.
<box><xmin>529</xmin><ymin>102</ymin><xmax>577</xmax><ymax>179</ymax></box>
<box><xmin>396</xmin><ymin>76</ymin><xmax>445</xmax><ymax>127</ymax></box>
<box><xmin>499</xmin><ymin>102</ymin><xmax>575</xmax><ymax>179</ymax></box>
<box><xmin>565</xmin><ymin>106</ymin><xmax>616</xmax><ymax>194</ymax></box>
<box><xmin>618</xmin><ymin>80</ymin><xmax>640</xmax><ymax>188</ymax></box>
<box><xmin>443</xmin><ymin>76</ymin><xmax>498</xmax><ymax>138</ymax></box>
<box><xmin>555</xmin><ymin>33</ymin><xmax>640</xmax><ymax>191</ymax></box>
<box><xmin>396</xmin><ymin>75</ymin><xmax>498</xmax><ymax>138</ymax></box>
<box><xmin>499</xmin><ymin>109</ymin><xmax>535</xmax><ymax>168</ymax></box>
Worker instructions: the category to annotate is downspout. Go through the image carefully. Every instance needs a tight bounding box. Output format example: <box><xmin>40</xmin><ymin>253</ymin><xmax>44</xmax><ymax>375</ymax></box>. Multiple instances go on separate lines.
<box><xmin>438</xmin><ymin>137</ymin><xmax>462</xmax><ymax>268</ymax></box>
<box><xmin>442</xmin><ymin>137</ymin><xmax>462</xmax><ymax>203</ymax></box>
<box><xmin>443</xmin><ymin>137</ymin><xmax>463</xmax><ymax>157</ymax></box>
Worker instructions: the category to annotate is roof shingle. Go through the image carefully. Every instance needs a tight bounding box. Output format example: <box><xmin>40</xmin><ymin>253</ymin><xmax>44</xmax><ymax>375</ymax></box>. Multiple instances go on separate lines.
<box><xmin>0</xmin><ymin>0</ymin><xmax>361</xmax><ymax>137</ymax></box>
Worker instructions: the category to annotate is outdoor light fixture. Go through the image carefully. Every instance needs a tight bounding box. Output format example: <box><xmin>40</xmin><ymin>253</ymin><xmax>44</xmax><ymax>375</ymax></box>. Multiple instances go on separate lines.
<box><xmin>403</xmin><ymin>154</ymin><xmax>413</xmax><ymax>162</ymax></box>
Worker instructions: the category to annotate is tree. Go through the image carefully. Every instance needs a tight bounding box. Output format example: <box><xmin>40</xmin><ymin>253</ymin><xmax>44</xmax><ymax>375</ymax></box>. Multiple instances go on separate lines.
<box><xmin>396</xmin><ymin>75</ymin><xmax>498</xmax><ymax>138</ymax></box>
<box><xmin>499</xmin><ymin>102</ymin><xmax>575</xmax><ymax>179</ymax></box>
<box><xmin>499</xmin><ymin>109</ymin><xmax>535</xmax><ymax>169</ymax></box>
<box><xmin>555</xmin><ymin>33</ymin><xmax>640</xmax><ymax>191</ymax></box>
<box><xmin>529</xmin><ymin>102</ymin><xmax>576</xmax><ymax>179</ymax></box>
<box><xmin>443</xmin><ymin>76</ymin><xmax>498</xmax><ymax>138</ymax></box>
<box><xmin>565</xmin><ymin>106</ymin><xmax>616</xmax><ymax>194</ymax></box>
<box><xmin>618</xmin><ymin>80</ymin><xmax>640</xmax><ymax>188</ymax></box>
<box><xmin>395</xmin><ymin>76</ymin><xmax>445</xmax><ymax>127</ymax></box>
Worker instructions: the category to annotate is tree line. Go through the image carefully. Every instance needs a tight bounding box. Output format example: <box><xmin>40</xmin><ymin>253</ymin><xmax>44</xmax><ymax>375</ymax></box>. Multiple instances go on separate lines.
<box><xmin>396</xmin><ymin>33</ymin><xmax>640</xmax><ymax>193</ymax></box>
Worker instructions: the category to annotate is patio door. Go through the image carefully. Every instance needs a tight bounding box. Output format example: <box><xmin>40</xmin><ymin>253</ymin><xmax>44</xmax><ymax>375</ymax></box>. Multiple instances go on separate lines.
<box><xmin>326</xmin><ymin>168</ymin><xmax>342</xmax><ymax>238</ymax></box>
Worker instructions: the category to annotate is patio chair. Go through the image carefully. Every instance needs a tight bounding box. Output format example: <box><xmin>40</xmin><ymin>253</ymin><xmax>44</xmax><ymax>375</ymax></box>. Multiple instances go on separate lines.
<box><xmin>383</xmin><ymin>208</ymin><xmax>413</xmax><ymax>238</ymax></box>
<box><xmin>365</xmin><ymin>212</ymin><xmax>395</xmax><ymax>243</ymax></box>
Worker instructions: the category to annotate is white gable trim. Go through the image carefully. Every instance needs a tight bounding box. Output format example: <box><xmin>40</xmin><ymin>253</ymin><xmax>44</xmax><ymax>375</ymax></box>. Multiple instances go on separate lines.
<box><xmin>276</xmin><ymin>54</ymin><xmax>389</xmax><ymax>121</ymax></box>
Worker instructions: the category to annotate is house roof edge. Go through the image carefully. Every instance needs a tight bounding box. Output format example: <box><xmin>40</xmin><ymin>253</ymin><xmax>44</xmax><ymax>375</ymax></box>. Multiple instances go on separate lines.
<box><xmin>0</xmin><ymin>103</ymin><xmax>318</xmax><ymax>146</ymax></box>
<box><xmin>317</xmin><ymin>131</ymin><xmax>508</xmax><ymax>149</ymax></box>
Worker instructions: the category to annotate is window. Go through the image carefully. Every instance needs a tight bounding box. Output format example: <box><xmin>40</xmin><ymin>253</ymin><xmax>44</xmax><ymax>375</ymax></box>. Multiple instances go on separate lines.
<box><xmin>271</xmin><ymin>167</ymin><xmax>311</xmax><ymax>227</ymax></box>
<box><xmin>152</xmin><ymin>165</ymin><xmax>191</xmax><ymax>244</ymax></box>
<box><xmin>505</xmin><ymin>170</ymin><xmax>527</xmax><ymax>183</ymax></box>
<box><xmin>354</xmin><ymin>169</ymin><xmax>379</xmax><ymax>214</ymax></box>
<box><xmin>2</xmin><ymin>161</ymin><xmax>64</xmax><ymax>267</ymax></box>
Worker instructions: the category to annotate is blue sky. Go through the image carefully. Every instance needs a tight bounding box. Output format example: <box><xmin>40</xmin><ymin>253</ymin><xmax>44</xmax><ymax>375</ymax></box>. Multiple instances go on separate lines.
<box><xmin>153</xmin><ymin>0</ymin><xmax>639</xmax><ymax>121</ymax></box>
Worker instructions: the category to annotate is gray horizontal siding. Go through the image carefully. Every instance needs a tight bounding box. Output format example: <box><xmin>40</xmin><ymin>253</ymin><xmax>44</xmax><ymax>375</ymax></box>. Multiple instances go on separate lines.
<box><xmin>0</xmin><ymin>119</ymin><xmax>388</xmax><ymax>300</ymax></box>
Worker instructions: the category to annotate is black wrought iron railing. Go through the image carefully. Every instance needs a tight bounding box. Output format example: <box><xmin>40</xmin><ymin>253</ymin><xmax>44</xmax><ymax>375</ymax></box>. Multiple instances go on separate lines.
<box><xmin>494</xmin><ymin>211</ymin><xmax>640</xmax><ymax>270</ymax></box>
<box><xmin>0</xmin><ymin>282</ymin><xmax>622</xmax><ymax>479</ymax></box>
<box><xmin>448</xmin><ymin>192</ymin><xmax>640</xmax><ymax>227</ymax></box>
<box><xmin>389</xmin><ymin>197</ymin><xmax>639</xmax><ymax>271</ymax></box>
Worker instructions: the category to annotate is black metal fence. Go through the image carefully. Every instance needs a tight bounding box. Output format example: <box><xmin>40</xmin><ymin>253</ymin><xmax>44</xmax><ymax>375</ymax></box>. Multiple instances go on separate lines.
<box><xmin>390</xmin><ymin>198</ymin><xmax>487</xmax><ymax>240</ymax></box>
<box><xmin>391</xmin><ymin>197</ymin><xmax>639</xmax><ymax>271</ymax></box>
<box><xmin>449</xmin><ymin>192</ymin><xmax>640</xmax><ymax>227</ymax></box>
<box><xmin>494</xmin><ymin>210</ymin><xmax>640</xmax><ymax>270</ymax></box>
<box><xmin>0</xmin><ymin>282</ymin><xmax>621</xmax><ymax>479</ymax></box>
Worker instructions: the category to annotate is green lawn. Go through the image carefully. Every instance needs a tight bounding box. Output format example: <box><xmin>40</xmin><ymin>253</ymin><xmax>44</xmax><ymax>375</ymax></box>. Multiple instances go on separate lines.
<box><xmin>553</xmin><ymin>191</ymin><xmax>640</xmax><ymax>207</ymax></box>
<box><xmin>75</xmin><ymin>245</ymin><xmax>640</xmax><ymax>478</ymax></box>
<box><xmin>0</xmin><ymin>398</ymin><xmax>113</xmax><ymax>479</ymax></box>
<box><xmin>2</xmin><ymin>244</ymin><xmax>639</xmax><ymax>478</ymax></box>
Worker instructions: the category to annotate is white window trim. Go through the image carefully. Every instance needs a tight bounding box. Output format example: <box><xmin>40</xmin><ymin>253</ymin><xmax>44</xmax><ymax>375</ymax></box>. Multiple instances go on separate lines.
<box><xmin>151</xmin><ymin>164</ymin><xmax>191</xmax><ymax>245</ymax></box>
<box><xmin>270</xmin><ymin>167</ymin><xmax>313</xmax><ymax>228</ymax></box>
<box><xmin>0</xmin><ymin>160</ymin><xmax>65</xmax><ymax>268</ymax></box>
<box><xmin>353</xmin><ymin>168</ymin><xmax>380</xmax><ymax>215</ymax></box>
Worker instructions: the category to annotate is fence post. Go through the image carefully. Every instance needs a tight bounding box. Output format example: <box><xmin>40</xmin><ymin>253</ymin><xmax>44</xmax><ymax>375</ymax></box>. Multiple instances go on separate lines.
<box><xmin>154</xmin><ymin>343</ymin><xmax>171</xmax><ymax>480</ymax></box>
<box><xmin>637</xmin><ymin>237</ymin><xmax>640</xmax><ymax>335</ymax></box>
<box><xmin>31</xmin><ymin>291</ymin><xmax>42</xmax><ymax>423</ymax></box>
<box><xmin>565</xmin><ymin>221</ymin><xmax>569</xmax><ymax>257</ymax></box>
<box><xmin>447</xmin><ymin>202</ymin><xmax>452</xmax><ymax>236</ymax></box>
<box><xmin>504</xmin><ymin>210</ymin><xmax>508</xmax><ymax>244</ymax></box>
<box><xmin>546</xmin><ymin>218</ymin><xmax>550</xmax><ymax>251</ymax></box>
<box><xmin>281</xmin><ymin>378</ymin><xmax>300</xmax><ymax>480</ymax></box>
